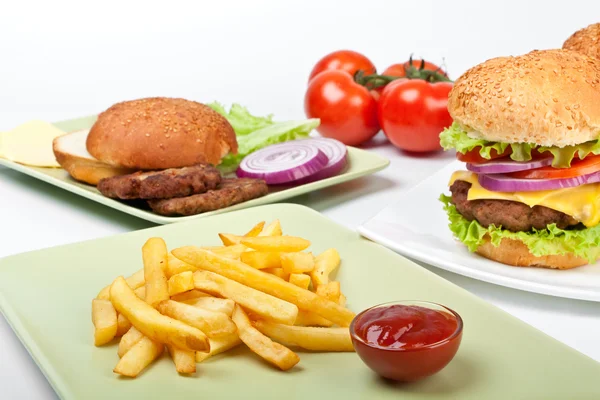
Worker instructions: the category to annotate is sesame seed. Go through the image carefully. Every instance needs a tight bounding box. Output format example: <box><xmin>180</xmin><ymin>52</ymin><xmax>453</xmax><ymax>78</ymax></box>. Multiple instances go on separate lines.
<box><xmin>145</xmin><ymin>133</ymin><xmax>150</xmax><ymax>137</ymax></box>
<box><xmin>556</xmin><ymin>122</ymin><xmax>563</xmax><ymax>127</ymax></box>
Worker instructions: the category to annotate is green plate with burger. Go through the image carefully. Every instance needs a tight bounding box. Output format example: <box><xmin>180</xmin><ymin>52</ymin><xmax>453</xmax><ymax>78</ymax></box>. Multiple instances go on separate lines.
<box><xmin>0</xmin><ymin>100</ymin><xmax>389</xmax><ymax>224</ymax></box>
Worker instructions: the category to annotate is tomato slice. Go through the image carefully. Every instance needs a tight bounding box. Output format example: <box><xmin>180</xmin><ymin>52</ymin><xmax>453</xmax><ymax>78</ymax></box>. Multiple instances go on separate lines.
<box><xmin>456</xmin><ymin>147</ymin><xmax>512</xmax><ymax>163</ymax></box>
<box><xmin>508</xmin><ymin>154</ymin><xmax>600</xmax><ymax>179</ymax></box>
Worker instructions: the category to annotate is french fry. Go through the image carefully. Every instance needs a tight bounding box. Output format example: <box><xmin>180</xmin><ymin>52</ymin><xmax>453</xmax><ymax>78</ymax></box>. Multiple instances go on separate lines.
<box><xmin>134</xmin><ymin>286</ymin><xmax>146</xmax><ymax>300</ymax></box>
<box><xmin>338</xmin><ymin>293</ymin><xmax>347</xmax><ymax>307</ymax></box>
<box><xmin>262</xmin><ymin>267</ymin><xmax>289</xmax><ymax>281</ymax></box>
<box><xmin>113</xmin><ymin>336</ymin><xmax>164</xmax><ymax>378</ymax></box>
<box><xmin>170</xmin><ymin>289</ymin><xmax>209</xmax><ymax>303</ymax></box>
<box><xmin>118</xmin><ymin>326</ymin><xmax>145</xmax><ymax>357</ymax></box>
<box><xmin>259</xmin><ymin>219</ymin><xmax>282</xmax><ymax>236</ymax></box>
<box><xmin>209</xmin><ymin>244</ymin><xmax>247</xmax><ymax>260</ymax></box>
<box><xmin>310</xmin><ymin>248</ymin><xmax>341</xmax><ymax>287</ymax></box>
<box><xmin>218</xmin><ymin>233</ymin><xmax>245</xmax><ymax>246</ymax></box>
<box><xmin>196</xmin><ymin>333</ymin><xmax>242</xmax><ymax>363</ymax></box>
<box><xmin>157</xmin><ymin>300</ymin><xmax>237</xmax><ymax>338</ymax></box>
<box><xmin>244</xmin><ymin>221</ymin><xmax>265</xmax><ymax>237</ymax></box>
<box><xmin>173</xmin><ymin>248</ymin><xmax>355</xmax><ymax>327</ymax></box>
<box><xmin>316</xmin><ymin>281</ymin><xmax>341</xmax><ymax>303</ymax></box>
<box><xmin>253</xmin><ymin>319</ymin><xmax>354</xmax><ymax>352</ymax></box>
<box><xmin>92</xmin><ymin>299</ymin><xmax>118</xmax><ymax>346</ymax></box>
<box><xmin>166</xmin><ymin>344</ymin><xmax>196</xmax><ymax>374</ymax></box>
<box><xmin>240</xmin><ymin>251</ymin><xmax>282</xmax><ymax>270</ymax></box>
<box><xmin>183</xmin><ymin>297</ymin><xmax>235</xmax><ymax>316</ymax></box>
<box><xmin>231</xmin><ymin>305</ymin><xmax>299</xmax><ymax>371</ymax></box>
<box><xmin>143</xmin><ymin>238</ymin><xmax>170</xmax><ymax>308</ymax></box>
<box><xmin>97</xmin><ymin>269</ymin><xmax>145</xmax><ymax>300</ymax></box>
<box><xmin>110</xmin><ymin>276</ymin><xmax>210</xmax><ymax>352</ymax></box>
<box><xmin>281</xmin><ymin>252</ymin><xmax>314</xmax><ymax>274</ymax></box>
<box><xmin>288</xmin><ymin>273</ymin><xmax>311</xmax><ymax>290</ymax></box>
<box><xmin>166</xmin><ymin>253</ymin><xmax>197</xmax><ymax>278</ymax></box>
<box><xmin>240</xmin><ymin>236</ymin><xmax>310</xmax><ymax>252</ymax></box>
<box><xmin>193</xmin><ymin>270</ymin><xmax>298</xmax><ymax>325</ymax></box>
<box><xmin>116</xmin><ymin>313</ymin><xmax>132</xmax><ymax>337</ymax></box>
<box><xmin>295</xmin><ymin>310</ymin><xmax>334</xmax><ymax>327</ymax></box>
<box><xmin>168</xmin><ymin>271</ymin><xmax>195</xmax><ymax>296</ymax></box>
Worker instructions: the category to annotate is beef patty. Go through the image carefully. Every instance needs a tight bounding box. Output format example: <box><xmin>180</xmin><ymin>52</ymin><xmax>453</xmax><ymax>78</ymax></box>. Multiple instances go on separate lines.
<box><xmin>148</xmin><ymin>178</ymin><xmax>268</xmax><ymax>216</ymax></box>
<box><xmin>449</xmin><ymin>180</ymin><xmax>580</xmax><ymax>232</ymax></box>
<box><xmin>97</xmin><ymin>164</ymin><xmax>222</xmax><ymax>200</ymax></box>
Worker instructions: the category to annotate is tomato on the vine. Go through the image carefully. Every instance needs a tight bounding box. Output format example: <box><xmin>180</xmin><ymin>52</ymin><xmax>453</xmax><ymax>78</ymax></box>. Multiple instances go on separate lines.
<box><xmin>377</xmin><ymin>79</ymin><xmax>453</xmax><ymax>153</ymax></box>
<box><xmin>308</xmin><ymin>50</ymin><xmax>376</xmax><ymax>83</ymax></box>
<box><xmin>304</xmin><ymin>70</ymin><xmax>379</xmax><ymax>146</ymax></box>
<box><xmin>382</xmin><ymin>59</ymin><xmax>447</xmax><ymax>79</ymax></box>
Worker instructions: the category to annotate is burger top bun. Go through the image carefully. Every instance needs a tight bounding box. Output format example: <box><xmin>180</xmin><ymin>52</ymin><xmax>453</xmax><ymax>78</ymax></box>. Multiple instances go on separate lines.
<box><xmin>86</xmin><ymin>97</ymin><xmax>238</xmax><ymax>170</ymax></box>
<box><xmin>447</xmin><ymin>49</ymin><xmax>600</xmax><ymax>147</ymax></box>
<box><xmin>563</xmin><ymin>22</ymin><xmax>600</xmax><ymax>60</ymax></box>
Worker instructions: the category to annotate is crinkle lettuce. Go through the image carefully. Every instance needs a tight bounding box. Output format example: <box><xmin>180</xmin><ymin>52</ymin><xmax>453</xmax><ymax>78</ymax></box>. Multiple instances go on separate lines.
<box><xmin>208</xmin><ymin>102</ymin><xmax>320</xmax><ymax>174</ymax></box>
<box><xmin>439</xmin><ymin>122</ymin><xmax>600</xmax><ymax>168</ymax></box>
<box><xmin>208</xmin><ymin>102</ymin><xmax>274</xmax><ymax>135</ymax></box>
<box><xmin>440</xmin><ymin>194</ymin><xmax>600</xmax><ymax>262</ymax></box>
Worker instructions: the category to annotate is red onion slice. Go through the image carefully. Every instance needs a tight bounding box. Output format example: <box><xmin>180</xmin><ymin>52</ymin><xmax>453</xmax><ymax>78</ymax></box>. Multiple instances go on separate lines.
<box><xmin>236</xmin><ymin>141</ymin><xmax>329</xmax><ymax>184</ymax></box>
<box><xmin>478</xmin><ymin>169</ymin><xmax>600</xmax><ymax>192</ymax></box>
<box><xmin>466</xmin><ymin>157</ymin><xmax>553</xmax><ymax>174</ymax></box>
<box><xmin>290</xmin><ymin>138</ymin><xmax>348</xmax><ymax>184</ymax></box>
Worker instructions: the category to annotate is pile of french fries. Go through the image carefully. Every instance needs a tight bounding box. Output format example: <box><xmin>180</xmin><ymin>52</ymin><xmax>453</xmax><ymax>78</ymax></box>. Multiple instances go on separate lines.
<box><xmin>91</xmin><ymin>219</ymin><xmax>356</xmax><ymax>378</ymax></box>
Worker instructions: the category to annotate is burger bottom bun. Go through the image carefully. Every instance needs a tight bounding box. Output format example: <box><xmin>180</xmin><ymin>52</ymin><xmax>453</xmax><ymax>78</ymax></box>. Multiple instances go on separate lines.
<box><xmin>475</xmin><ymin>236</ymin><xmax>589</xmax><ymax>270</ymax></box>
<box><xmin>55</xmin><ymin>152</ymin><xmax>134</xmax><ymax>186</ymax></box>
<box><xmin>53</xmin><ymin>129</ymin><xmax>134</xmax><ymax>185</ymax></box>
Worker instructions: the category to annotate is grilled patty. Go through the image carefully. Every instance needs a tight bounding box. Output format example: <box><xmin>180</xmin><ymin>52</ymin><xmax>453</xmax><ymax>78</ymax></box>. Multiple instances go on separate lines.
<box><xmin>449</xmin><ymin>180</ymin><xmax>580</xmax><ymax>232</ymax></box>
<box><xmin>148</xmin><ymin>178</ymin><xmax>269</xmax><ymax>216</ymax></box>
<box><xmin>97</xmin><ymin>164</ymin><xmax>222</xmax><ymax>200</ymax></box>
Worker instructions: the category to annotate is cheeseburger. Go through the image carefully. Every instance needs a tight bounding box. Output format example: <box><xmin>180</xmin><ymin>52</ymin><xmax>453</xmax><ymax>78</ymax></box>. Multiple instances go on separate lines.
<box><xmin>563</xmin><ymin>22</ymin><xmax>600</xmax><ymax>60</ymax></box>
<box><xmin>439</xmin><ymin>49</ymin><xmax>600</xmax><ymax>269</ymax></box>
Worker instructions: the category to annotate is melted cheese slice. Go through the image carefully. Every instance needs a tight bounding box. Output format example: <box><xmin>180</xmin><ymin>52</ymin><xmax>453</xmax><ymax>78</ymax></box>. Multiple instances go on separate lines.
<box><xmin>1</xmin><ymin>121</ymin><xmax>66</xmax><ymax>167</ymax></box>
<box><xmin>449</xmin><ymin>170</ymin><xmax>600</xmax><ymax>227</ymax></box>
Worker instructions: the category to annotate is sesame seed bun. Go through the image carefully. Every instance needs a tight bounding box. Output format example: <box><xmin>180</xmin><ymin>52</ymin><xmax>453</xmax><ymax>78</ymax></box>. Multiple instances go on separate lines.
<box><xmin>447</xmin><ymin>49</ymin><xmax>600</xmax><ymax>147</ymax></box>
<box><xmin>86</xmin><ymin>97</ymin><xmax>238</xmax><ymax>170</ymax></box>
<box><xmin>563</xmin><ymin>23</ymin><xmax>600</xmax><ymax>60</ymax></box>
<box><xmin>475</xmin><ymin>235</ymin><xmax>591</xmax><ymax>270</ymax></box>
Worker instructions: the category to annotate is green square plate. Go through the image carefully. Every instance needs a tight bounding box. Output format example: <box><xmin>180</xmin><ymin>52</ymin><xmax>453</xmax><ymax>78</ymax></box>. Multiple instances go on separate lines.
<box><xmin>0</xmin><ymin>203</ymin><xmax>598</xmax><ymax>399</ymax></box>
<box><xmin>0</xmin><ymin>115</ymin><xmax>389</xmax><ymax>224</ymax></box>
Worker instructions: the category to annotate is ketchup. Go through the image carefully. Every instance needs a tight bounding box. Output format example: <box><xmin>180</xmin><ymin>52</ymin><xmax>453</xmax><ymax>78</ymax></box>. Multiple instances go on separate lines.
<box><xmin>354</xmin><ymin>304</ymin><xmax>458</xmax><ymax>350</ymax></box>
<box><xmin>350</xmin><ymin>302</ymin><xmax>463</xmax><ymax>382</ymax></box>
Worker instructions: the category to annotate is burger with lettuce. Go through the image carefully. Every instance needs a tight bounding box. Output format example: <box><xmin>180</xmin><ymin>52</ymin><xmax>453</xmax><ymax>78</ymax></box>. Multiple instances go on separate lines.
<box><xmin>439</xmin><ymin>49</ymin><xmax>600</xmax><ymax>269</ymax></box>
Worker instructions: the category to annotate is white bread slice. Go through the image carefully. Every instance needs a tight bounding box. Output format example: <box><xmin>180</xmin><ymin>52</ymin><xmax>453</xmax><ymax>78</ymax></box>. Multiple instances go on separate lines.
<box><xmin>53</xmin><ymin>129</ymin><xmax>134</xmax><ymax>185</ymax></box>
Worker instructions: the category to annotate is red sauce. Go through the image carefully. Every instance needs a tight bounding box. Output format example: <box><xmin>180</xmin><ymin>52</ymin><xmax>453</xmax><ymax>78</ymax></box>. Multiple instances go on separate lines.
<box><xmin>354</xmin><ymin>304</ymin><xmax>458</xmax><ymax>350</ymax></box>
<box><xmin>350</xmin><ymin>303</ymin><xmax>463</xmax><ymax>382</ymax></box>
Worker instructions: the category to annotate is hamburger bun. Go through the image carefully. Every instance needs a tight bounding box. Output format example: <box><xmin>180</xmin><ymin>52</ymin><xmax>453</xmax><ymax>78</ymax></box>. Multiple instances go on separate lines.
<box><xmin>53</xmin><ymin>129</ymin><xmax>134</xmax><ymax>185</ymax></box>
<box><xmin>86</xmin><ymin>97</ymin><xmax>237</xmax><ymax>170</ymax></box>
<box><xmin>475</xmin><ymin>236</ymin><xmax>590</xmax><ymax>270</ymax></box>
<box><xmin>563</xmin><ymin>23</ymin><xmax>600</xmax><ymax>60</ymax></box>
<box><xmin>447</xmin><ymin>49</ymin><xmax>600</xmax><ymax>147</ymax></box>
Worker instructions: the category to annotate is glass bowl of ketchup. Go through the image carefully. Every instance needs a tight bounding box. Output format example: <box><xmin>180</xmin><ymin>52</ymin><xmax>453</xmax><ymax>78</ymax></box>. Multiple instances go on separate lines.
<box><xmin>349</xmin><ymin>300</ymin><xmax>463</xmax><ymax>382</ymax></box>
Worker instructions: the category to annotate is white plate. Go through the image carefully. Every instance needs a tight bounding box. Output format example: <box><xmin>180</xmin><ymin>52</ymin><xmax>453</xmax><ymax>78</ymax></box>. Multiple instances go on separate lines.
<box><xmin>358</xmin><ymin>160</ymin><xmax>600</xmax><ymax>302</ymax></box>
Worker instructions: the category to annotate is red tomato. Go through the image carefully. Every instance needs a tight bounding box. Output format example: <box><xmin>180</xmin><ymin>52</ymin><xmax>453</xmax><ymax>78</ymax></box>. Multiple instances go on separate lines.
<box><xmin>377</xmin><ymin>79</ymin><xmax>453</xmax><ymax>153</ymax></box>
<box><xmin>508</xmin><ymin>154</ymin><xmax>600</xmax><ymax>179</ymax></box>
<box><xmin>382</xmin><ymin>59</ymin><xmax>447</xmax><ymax>78</ymax></box>
<box><xmin>308</xmin><ymin>50</ymin><xmax>376</xmax><ymax>83</ymax></box>
<box><xmin>304</xmin><ymin>70</ymin><xmax>380</xmax><ymax>146</ymax></box>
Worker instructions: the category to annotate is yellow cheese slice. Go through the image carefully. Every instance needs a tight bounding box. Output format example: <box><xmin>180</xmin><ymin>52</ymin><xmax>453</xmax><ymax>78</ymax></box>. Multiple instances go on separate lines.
<box><xmin>448</xmin><ymin>170</ymin><xmax>600</xmax><ymax>227</ymax></box>
<box><xmin>1</xmin><ymin>121</ymin><xmax>66</xmax><ymax>167</ymax></box>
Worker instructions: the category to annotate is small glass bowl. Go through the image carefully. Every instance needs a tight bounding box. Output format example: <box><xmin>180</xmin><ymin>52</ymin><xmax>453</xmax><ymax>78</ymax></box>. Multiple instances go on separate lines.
<box><xmin>349</xmin><ymin>300</ymin><xmax>463</xmax><ymax>382</ymax></box>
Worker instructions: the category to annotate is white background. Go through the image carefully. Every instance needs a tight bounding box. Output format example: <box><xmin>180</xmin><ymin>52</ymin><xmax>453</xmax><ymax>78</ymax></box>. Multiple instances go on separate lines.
<box><xmin>1</xmin><ymin>1</ymin><xmax>599</xmax><ymax>398</ymax></box>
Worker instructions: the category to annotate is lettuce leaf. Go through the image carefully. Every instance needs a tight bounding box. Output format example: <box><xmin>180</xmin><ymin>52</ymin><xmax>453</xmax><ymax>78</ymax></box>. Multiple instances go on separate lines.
<box><xmin>439</xmin><ymin>194</ymin><xmax>600</xmax><ymax>262</ymax></box>
<box><xmin>207</xmin><ymin>102</ymin><xmax>320</xmax><ymax>174</ymax></box>
<box><xmin>218</xmin><ymin>119</ymin><xmax>320</xmax><ymax>174</ymax></box>
<box><xmin>439</xmin><ymin>122</ymin><xmax>600</xmax><ymax>168</ymax></box>
<box><xmin>208</xmin><ymin>102</ymin><xmax>274</xmax><ymax>135</ymax></box>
